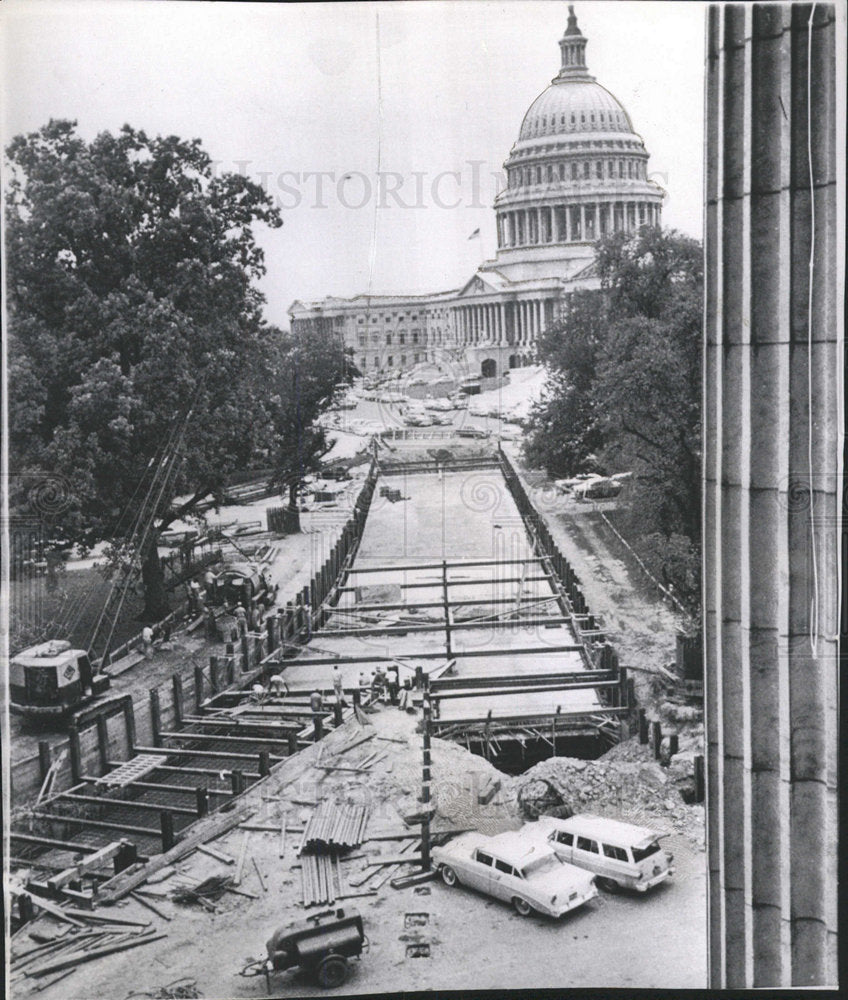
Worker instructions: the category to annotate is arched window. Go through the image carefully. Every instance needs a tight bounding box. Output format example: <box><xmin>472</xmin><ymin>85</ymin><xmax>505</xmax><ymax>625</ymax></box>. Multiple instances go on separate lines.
<box><xmin>583</xmin><ymin>162</ymin><xmax>590</xmax><ymax>178</ymax></box>
<box><xmin>571</xmin><ymin>162</ymin><xmax>578</xmax><ymax>179</ymax></box>
<box><xmin>596</xmin><ymin>161</ymin><xmax>603</xmax><ymax>178</ymax></box>
<box><xmin>559</xmin><ymin>163</ymin><xmax>565</xmax><ymax>180</ymax></box>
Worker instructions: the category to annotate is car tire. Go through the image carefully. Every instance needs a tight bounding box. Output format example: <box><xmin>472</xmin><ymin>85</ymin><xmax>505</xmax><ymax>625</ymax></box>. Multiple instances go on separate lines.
<box><xmin>316</xmin><ymin>954</ymin><xmax>348</xmax><ymax>989</ymax></box>
<box><xmin>597</xmin><ymin>877</ymin><xmax>622</xmax><ymax>894</ymax></box>
<box><xmin>512</xmin><ymin>896</ymin><xmax>533</xmax><ymax>917</ymax></box>
<box><xmin>440</xmin><ymin>865</ymin><xmax>457</xmax><ymax>887</ymax></box>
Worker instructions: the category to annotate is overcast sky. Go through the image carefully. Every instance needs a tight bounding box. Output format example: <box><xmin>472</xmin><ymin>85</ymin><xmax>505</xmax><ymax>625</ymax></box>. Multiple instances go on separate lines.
<box><xmin>2</xmin><ymin>0</ymin><xmax>706</xmax><ymax>328</ymax></box>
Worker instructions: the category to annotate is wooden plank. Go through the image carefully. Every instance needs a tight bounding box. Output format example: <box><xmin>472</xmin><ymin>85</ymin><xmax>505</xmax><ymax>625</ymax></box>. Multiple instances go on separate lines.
<box><xmin>234</xmin><ymin>832</ymin><xmax>249</xmax><ymax>886</ymax></box>
<box><xmin>196</xmin><ymin>844</ymin><xmax>235</xmax><ymax>865</ymax></box>
<box><xmin>28</xmin><ymin>931</ymin><xmax>168</xmax><ymax>977</ymax></box>
<box><xmin>365</xmin><ymin>853</ymin><xmax>423</xmax><ymax>867</ymax></box>
<box><xmin>96</xmin><ymin>805</ymin><xmax>256</xmax><ymax>903</ymax></box>
<box><xmin>129</xmin><ymin>891</ymin><xmax>171</xmax><ymax>922</ymax></box>
<box><xmin>10</xmin><ymin>833</ymin><xmax>98</xmax><ymax>854</ymax></box>
<box><xmin>19</xmin><ymin>893</ymin><xmax>86</xmax><ymax>928</ymax></box>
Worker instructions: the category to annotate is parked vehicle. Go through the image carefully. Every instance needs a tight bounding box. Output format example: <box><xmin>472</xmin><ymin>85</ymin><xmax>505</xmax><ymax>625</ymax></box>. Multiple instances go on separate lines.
<box><xmin>573</xmin><ymin>476</ymin><xmax>622</xmax><ymax>501</ymax></box>
<box><xmin>423</xmin><ymin>398</ymin><xmax>454</xmax><ymax>411</ymax></box>
<box><xmin>217</xmin><ymin>562</ymin><xmax>276</xmax><ymax>609</ymax></box>
<box><xmin>432</xmin><ymin>831</ymin><xmax>597</xmax><ymax>918</ymax></box>
<box><xmin>265</xmin><ymin>908</ymin><xmax>367</xmax><ymax>989</ymax></box>
<box><xmin>10</xmin><ymin>641</ymin><xmax>110</xmax><ymax>718</ymax></box>
<box><xmin>521</xmin><ymin>814</ymin><xmax>674</xmax><ymax>892</ymax></box>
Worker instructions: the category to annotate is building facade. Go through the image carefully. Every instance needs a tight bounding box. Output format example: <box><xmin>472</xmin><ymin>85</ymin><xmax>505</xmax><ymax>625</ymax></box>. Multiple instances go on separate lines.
<box><xmin>289</xmin><ymin>8</ymin><xmax>664</xmax><ymax>377</ymax></box>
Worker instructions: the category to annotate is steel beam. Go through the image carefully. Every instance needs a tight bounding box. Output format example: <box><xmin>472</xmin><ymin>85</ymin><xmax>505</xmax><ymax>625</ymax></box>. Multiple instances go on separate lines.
<box><xmin>315</xmin><ymin>616</ymin><xmax>573</xmax><ymax>639</ymax></box>
<box><xmin>276</xmin><ymin>644</ymin><xmax>583</xmax><ymax>668</ymax></box>
<box><xmin>55</xmin><ymin>793</ymin><xmax>197</xmax><ymax>817</ymax></box>
<box><xmin>347</xmin><ymin>557</ymin><xmax>545</xmax><ymax>575</ymax></box>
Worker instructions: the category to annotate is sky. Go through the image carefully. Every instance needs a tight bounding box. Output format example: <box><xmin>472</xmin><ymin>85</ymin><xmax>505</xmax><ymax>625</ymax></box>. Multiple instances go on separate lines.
<box><xmin>2</xmin><ymin>0</ymin><xmax>706</xmax><ymax>328</ymax></box>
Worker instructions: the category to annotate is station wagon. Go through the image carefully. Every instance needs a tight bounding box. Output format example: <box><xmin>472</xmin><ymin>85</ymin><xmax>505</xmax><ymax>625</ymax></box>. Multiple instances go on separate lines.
<box><xmin>522</xmin><ymin>814</ymin><xmax>674</xmax><ymax>893</ymax></box>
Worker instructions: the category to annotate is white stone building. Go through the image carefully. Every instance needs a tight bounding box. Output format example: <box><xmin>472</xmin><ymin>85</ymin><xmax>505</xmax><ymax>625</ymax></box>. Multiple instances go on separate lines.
<box><xmin>289</xmin><ymin>8</ymin><xmax>664</xmax><ymax>378</ymax></box>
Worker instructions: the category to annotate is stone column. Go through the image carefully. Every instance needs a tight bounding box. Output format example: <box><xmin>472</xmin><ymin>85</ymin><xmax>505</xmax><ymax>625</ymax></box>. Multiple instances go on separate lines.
<box><xmin>499</xmin><ymin>303</ymin><xmax>505</xmax><ymax>344</ymax></box>
<box><xmin>704</xmin><ymin>3</ymin><xmax>838</xmax><ymax>989</ymax></box>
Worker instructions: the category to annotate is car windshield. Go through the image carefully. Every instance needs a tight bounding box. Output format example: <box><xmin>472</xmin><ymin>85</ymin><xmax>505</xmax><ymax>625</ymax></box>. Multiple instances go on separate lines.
<box><xmin>632</xmin><ymin>841</ymin><xmax>661</xmax><ymax>863</ymax></box>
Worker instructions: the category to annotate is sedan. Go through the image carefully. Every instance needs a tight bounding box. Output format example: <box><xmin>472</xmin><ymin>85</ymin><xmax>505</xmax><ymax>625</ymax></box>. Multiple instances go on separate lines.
<box><xmin>432</xmin><ymin>831</ymin><xmax>597</xmax><ymax>918</ymax></box>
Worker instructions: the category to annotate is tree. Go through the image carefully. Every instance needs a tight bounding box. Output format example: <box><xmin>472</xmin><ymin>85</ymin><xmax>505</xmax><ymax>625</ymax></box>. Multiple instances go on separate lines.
<box><xmin>6</xmin><ymin>119</ymin><xmax>283</xmax><ymax>623</ymax></box>
<box><xmin>267</xmin><ymin>326</ymin><xmax>352</xmax><ymax>513</ymax></box>
<box><xmin>524</xmin><ymin>290</ymin><xmax>606</xmax><ymax>476</ymax></box>
<box><xmin>525</xmin><ymin>227</ymin><xmax>702</xmax><ymax>611</ymax></box>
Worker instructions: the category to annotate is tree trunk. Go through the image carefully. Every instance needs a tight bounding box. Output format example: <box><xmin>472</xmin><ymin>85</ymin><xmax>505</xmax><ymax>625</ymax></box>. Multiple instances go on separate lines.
<box><xmin>141</xmin><ymin>533</ymin><xmax>170</xmax><ymax>621</ymax></box>
<box><xmin>287</xmin><ymin>481</ymin><xmax>301</xmax><ymax>533</ymax></box>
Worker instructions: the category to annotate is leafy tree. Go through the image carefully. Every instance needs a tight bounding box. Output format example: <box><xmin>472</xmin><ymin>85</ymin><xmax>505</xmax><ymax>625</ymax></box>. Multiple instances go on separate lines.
<box><xmin>525</xmin><ymin>227</ymin><xmax>702</xmax><ymax>611</ymax></box>
<box><xmin>6</xmin><ymin>119</ymin><xmax>282</xmax><ymax>623</ymax></box>
<box><xmin>524</xmin><ymin>290</ymin><xmax>606</xmax><ymax>476</ymax></box>
<box><xmin>266</xmin><ymin>326</ymin><xmax>352</xmax><ymax>512</ymax></box>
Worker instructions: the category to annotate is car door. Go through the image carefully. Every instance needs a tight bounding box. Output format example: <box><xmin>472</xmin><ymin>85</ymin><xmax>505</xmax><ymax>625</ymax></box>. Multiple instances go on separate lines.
<box><xmin>489</xmin><ymin>857</ymin><xmax>518</xmax><ymax>902</ymax></box>
<box><xmin>463</xmin><ymin>849</ymin><xmax>493</xmax><ymax>892</ymax></box>
<box><xmin>573</xmin><ymin>835</ymin><xmax>602</xmax><ymax>874</ymax></box>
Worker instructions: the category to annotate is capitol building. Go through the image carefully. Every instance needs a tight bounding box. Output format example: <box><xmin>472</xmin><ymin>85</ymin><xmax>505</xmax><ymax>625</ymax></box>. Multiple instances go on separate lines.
<box><xmin>289</xmin><ymin>8</ymin><xmax>665</xmax><ymax>379</ymax></box>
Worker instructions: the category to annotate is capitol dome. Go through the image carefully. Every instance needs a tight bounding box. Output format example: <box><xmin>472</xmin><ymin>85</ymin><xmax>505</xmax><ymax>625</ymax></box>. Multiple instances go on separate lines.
<box><xmin>520</xmin><ymin>81</ymin><xmax>633</xmax><ymax>140</ymax></box>
<box><xmin>492</xmin><ymin>6</ymin><xmax>664</xmax><ymax>259</ymax></box>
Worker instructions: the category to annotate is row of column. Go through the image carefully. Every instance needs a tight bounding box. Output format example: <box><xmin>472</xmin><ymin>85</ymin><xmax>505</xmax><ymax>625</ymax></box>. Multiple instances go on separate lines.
<box><xmin>452</xmin><ymin>299</ymin><xmax>552</xmax><ymax>348</ymax></box>
<box><xmin>497</xmin><ymin>200</ymin><xmax>660</xmax><ymax>248</ymax></box>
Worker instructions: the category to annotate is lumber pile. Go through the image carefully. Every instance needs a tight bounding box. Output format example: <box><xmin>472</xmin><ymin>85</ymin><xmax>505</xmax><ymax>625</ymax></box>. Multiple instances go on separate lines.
<box><xmin>300</xmin><ymin>801</ymin><xmax>369</xmax><ymax>852</ymax></box>
<box><xmin>10</xmin><ymin>916</ymin><xmax>165</xmax><ymax>991</ymax></box>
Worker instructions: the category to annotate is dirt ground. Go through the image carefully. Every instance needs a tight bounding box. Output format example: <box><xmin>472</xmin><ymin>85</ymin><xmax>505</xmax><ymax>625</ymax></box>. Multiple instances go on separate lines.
<box><xmin>13</xmin><ymin>704</ymin><xmax>706</xmax><ymax>999</ymax></box>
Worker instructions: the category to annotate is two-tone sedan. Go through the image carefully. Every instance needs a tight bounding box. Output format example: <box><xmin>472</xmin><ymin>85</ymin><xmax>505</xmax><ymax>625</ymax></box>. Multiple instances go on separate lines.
<box><xmin>431</xmin><ymin>831</ymin><xmax>597</xmax><ymax>918</ymax></box>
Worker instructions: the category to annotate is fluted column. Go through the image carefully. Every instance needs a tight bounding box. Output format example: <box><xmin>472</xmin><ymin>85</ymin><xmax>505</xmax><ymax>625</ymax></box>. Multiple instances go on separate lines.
<box><xmin>704</xmin><ymin>3</ymin><xmax>838</xmax><ymax>989</ymax></box>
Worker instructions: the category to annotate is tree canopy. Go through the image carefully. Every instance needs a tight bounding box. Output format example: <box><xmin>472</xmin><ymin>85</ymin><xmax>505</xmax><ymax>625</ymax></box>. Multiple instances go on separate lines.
<box><xmin>5</xmin><ymin>119</ymin><xmax>319</xmax><ymax>623</ymax></box>
<box><xmin>525</xmin><ymin>227</ymin><xmax>702</xmax><ymax>611</ymax></box>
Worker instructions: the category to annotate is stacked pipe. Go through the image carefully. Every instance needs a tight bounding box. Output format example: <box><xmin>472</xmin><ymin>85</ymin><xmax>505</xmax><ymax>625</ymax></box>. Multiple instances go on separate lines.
<box><xmin>301</xmin><ymin>801</ymin><xmax>370</xmax><ymax>851</ymax></box>
<box><xmin>300</xmin><ymin>853</ymin><xmax>340</xmax><ymax>906</ymax></box>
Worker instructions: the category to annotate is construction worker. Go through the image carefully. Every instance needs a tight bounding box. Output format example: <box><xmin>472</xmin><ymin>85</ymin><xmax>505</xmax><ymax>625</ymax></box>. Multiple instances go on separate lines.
<box><xmin>310</xmin><ymin>689</ymin><xmax>323</xmax><ymax>714</ymax></box>
<box><xmin>234</xmin><ymin>603</ymin><xmax>248</xmax><ymax>636</ymax></box>
<box><xmin>386</xmin><ymin>665</ymin><xmax>400</xmax><ymax>705</ymax></box>
<box><xmin>372</xmin><ymin>665</ymin><xmax>387</xmax><ymax>701</ymax></box>
<box><xmin>188</xmin><ymin>579</ymin><xmax>201</xmax><ymax>613</ymax></box>
<box><xmin>141</xmin><ymin>625</ymin><xmax>153</xmax><ymax>657</ymax></box>
<box><xmin>204</xmin><ymin>568</ymin><xmax>217</xmax><ymax>604</ymax></box>
<box><xmin>332</xmin><ymin>665</ymin><xmax>346</xmax><ymax>707</ymax></box>
<box><xmin>358</xmin><ymin>670</ymin><xmax>369</xmax><ymax>699</ymax></box>
<box><xmin>269</xmin><ymin>674</ymin><xmax>286</xmax><ymax>697</ymax></box>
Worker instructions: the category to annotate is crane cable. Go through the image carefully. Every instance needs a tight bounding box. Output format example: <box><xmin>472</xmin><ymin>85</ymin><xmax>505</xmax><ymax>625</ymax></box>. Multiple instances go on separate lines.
<box><xmin>93</xmin><ymin>398</ymin><xmax>197</xmax><ymax>664</ymax></box>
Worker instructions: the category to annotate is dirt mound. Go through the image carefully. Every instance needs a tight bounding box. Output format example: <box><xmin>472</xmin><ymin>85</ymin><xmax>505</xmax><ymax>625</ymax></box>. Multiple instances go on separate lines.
<box><xmin>509</xmin><ymin>739</ymin><xmax>704</xmax><ymax>849</ymax></box>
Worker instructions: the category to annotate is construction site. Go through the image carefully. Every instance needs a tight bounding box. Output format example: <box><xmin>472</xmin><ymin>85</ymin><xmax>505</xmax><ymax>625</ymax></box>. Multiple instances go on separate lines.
<box><xmin>6</xmin><ymin>434</ymin><xmax>707</xmax><ymax>997</ymax></box>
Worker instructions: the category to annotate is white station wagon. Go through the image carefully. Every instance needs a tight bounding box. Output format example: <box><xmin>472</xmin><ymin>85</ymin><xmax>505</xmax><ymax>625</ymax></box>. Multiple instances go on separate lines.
<box><xmin>431</xmin><ymin>831</ymin><xmax>597</xmax><ymax>918</ymax></box>
<box><xmin>522</xmin><ymin>814</ymin><xmax>675</xmax><ymax>893</ymax></box>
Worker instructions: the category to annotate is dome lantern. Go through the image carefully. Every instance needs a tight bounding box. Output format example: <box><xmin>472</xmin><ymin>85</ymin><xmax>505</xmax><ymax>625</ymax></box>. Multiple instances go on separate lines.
<box><xmin>556</xmin><ymin>6</ymin><xmax>592</xmax><ymax>82</ymax></box>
